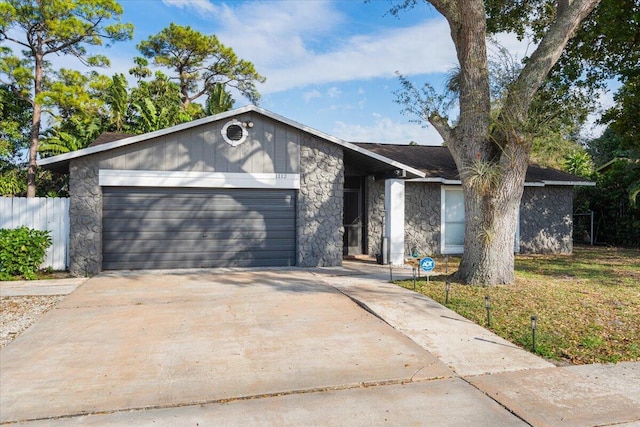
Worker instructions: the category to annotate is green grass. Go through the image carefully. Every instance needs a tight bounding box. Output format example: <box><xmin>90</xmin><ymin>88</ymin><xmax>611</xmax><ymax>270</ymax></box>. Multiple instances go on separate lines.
<box><xmin>398</xmin><ymin>246</ymin><xmax>640</xmax><ymax>364</ymax></box>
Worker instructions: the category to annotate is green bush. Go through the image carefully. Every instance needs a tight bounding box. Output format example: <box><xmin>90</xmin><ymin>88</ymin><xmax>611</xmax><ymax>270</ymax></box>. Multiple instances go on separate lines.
<box><xmin>0</xmin><ymin>227</ymin><xmax>52</xmax><ymax>280</ymax></box>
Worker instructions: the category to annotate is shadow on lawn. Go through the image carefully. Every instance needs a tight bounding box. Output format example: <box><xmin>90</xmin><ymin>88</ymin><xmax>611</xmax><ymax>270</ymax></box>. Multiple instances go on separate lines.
<box><xmin>514</xmin><ymin>246</ymin><xmax>640</xmax><ymax>286</ymax></box>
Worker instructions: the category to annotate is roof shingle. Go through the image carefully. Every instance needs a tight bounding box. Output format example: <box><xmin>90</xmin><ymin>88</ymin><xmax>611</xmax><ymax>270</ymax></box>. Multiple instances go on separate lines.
<box><xmin>354</xmin><ymin>143</ymin><xmax>591</xmax><ymax>184</ymax></box>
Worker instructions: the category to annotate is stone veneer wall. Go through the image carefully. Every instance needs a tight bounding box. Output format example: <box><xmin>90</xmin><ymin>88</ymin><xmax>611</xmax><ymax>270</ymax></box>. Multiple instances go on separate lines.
<box><xmin>366</xmin><ymin>179</ymin><xmax>385</xmax><ymax>256</ymax></box>
<box><xmin>68</xmin><ymin>156</ymin><xmax>102</xmax><ymax>276</ymax></box>
<box><xmin>405</xmin><ymin>182</ymin><xmax>441</xmax><ymax>256</ymax></box>
<box><xmin>519</xmin><ymin>186</ymin><xmax>573</xmax><ymax>254</ymax></box>
<box><xmin>297</xmin><ymin>135</ymin><xmax>344</xmax><ymax>267</ymax></box>
<box><xmin>367</xmin><ymin>180</ymin><xmax>442</xmax><ymax>257</ymax></box>
<box><xmin>367</xmin><ymin>182</ymin><xmax>573</xmax><ymax>257</ymax></box>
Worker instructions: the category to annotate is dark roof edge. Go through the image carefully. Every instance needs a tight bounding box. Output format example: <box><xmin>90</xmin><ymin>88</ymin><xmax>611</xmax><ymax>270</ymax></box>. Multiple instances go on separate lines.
<box><xmin>407</xmin><ymin>178</ymin><xmax>595</xmax><ymax>186</ymax></box>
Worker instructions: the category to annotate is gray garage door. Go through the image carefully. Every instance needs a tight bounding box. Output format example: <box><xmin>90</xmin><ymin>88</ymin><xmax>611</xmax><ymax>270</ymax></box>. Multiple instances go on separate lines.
<box><xmin>102</xmin><ymin>187</ymin><xmax>296</xmax><ymax>270</ymax></box>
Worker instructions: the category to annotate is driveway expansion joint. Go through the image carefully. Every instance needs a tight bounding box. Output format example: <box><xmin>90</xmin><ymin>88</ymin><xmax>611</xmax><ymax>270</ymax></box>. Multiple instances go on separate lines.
<box><xmin>0</xmin><ymin>377</ymin><xmax>452</xmax><ymax>425</ymax></box>
<box><xmin>458</xmin><ymin>373</ymin><xmax>535</xmax><ymax>427</ymax></box>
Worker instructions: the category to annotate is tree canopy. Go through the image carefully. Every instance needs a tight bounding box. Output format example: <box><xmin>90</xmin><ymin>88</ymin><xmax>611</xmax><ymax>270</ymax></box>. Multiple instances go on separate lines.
<box><xmin>393</xmin><ymin>0</ymin><xmax>601</xmax><ymax>285</ymax></box>
<box><xmin>0</xmin><ymin>0</ymin><xmax>133</xmax><ymax>196</ymax></box>
<box><xmin>137</xmin><ymin>23</ymin><xmax>265</xmax><ymax>109</ymax></box>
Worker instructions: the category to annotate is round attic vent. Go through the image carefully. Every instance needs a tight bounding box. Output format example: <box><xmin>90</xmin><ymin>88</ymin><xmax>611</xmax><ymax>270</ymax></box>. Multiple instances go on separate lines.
<box><xmin>221</xmin><ymin>119</ymin><xmax>248</xmax><ymax>146</ymax></box>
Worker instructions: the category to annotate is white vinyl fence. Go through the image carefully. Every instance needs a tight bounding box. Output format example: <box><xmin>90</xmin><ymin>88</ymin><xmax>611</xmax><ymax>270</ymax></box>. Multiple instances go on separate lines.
<box><xmin>0</xmin><ymin>197</ymin><xmax>70</xmax><ymax>270</ymax></box>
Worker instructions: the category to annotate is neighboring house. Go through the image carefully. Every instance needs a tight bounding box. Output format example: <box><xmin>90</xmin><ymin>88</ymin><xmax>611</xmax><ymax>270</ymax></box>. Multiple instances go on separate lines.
<box><xmin>38</xmin><ymin>105</ymin><xmax>594</xmax><ymax>275</ymax></box>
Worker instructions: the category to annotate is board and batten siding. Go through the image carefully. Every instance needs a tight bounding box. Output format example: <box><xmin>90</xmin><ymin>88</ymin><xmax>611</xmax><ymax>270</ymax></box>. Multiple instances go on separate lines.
<box><xmin>0</xmin><ymin>197</ymin><xmax>70</xmax><ymax>270</ymax></box>
<box><xmin>98</xmin><ymin>113</ymin><xmax>301</xmax><ymax>174</ymax></box>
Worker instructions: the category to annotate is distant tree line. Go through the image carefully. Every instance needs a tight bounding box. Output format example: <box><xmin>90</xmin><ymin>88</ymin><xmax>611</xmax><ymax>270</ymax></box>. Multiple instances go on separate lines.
<box><xmin>1</xmin><ymin>0</ymin><xmax>263</xmax><ymax>197</ymax></box>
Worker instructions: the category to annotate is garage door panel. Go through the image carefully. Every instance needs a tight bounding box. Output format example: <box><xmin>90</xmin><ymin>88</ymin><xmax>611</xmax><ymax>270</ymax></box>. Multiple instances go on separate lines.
<box><xmin>104</xmin><ymin>203</ymin><xmax>293</xmax><ymax>218</ymax></box>
<box><xmin>103</xmin><ymin>193</ymin><xmax>294</xmax><ymax>210</ymax></box>
<box><xmin>105</xmin><ymin>258</ymin><xmax>295</xmax><ymax>270</ymax></box>
<box><xmin>103</xmin><ymin>251</ymin><xmax>296</xmax><ymax>270</ymax></box>
<box><xmin>101</xmin><ymin>209</ymin><xmax>296</xmax><ymax>221</ymax></box>
<box><xmin>105</xmin><ymin>249</ymin><xmax>296</xmax><ymax>262</ymax></box>
<box><xmin>103</xmin><ymin>217</ymin><xmax>296</xmax><ymax>230</ymax></box>
<box><xmin>102</xmin><ymin>229</ymin><xmax>295</xmax><ymax>241</ymax></box>
<box><xmin>103</xmin><ymin>239</ymin><xmax>296</xmax><ymax>253</ymax></box>
<box><xmin>102</xmin><ymin>187</ymin><xmax>296</xmax><ymax>270</ymax></box>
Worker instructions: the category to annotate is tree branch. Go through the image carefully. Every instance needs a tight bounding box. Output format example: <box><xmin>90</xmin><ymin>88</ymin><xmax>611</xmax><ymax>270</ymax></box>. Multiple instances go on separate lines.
<box><xmin>0</xmin><ymin>33</ymin><xmax>30</xmax><ymax>49</ymax></box>
<box><xmin>428</xmin><ymin>112</ymin><xmax>453</xmax><ymax>143</ymax></box>
<box><xmin>504</xmin><ymin>0</ymin><xmax>600</xmax><ymax>120</ymax></box>
<box><xmin>43</xmin><ymin>18</ymin><xmax>103</xmax><ymax>56</ymax></box>
<box><xmin>426</xmin><ymin>0</ymin><xmax>458</xmax><ymax>23</ymax></box>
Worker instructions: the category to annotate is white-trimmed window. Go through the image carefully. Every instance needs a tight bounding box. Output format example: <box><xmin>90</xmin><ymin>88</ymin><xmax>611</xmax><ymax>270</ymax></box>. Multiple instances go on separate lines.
<box><xmin>440</xmin><ymin>186</ymin><xmax>520</xmax><ymax>254</ymax></box>
<box><xmin>441</xmin><ymin>186</ymin><xmax>465</xmax><ymax>254</ymax></box>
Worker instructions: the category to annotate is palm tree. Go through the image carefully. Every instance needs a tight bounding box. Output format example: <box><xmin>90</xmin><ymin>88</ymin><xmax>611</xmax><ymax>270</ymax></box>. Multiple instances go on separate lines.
<box><xmin>205</xmin><ymin>83</ymin><xmax>235</xmax><ymax>115</ymax></box>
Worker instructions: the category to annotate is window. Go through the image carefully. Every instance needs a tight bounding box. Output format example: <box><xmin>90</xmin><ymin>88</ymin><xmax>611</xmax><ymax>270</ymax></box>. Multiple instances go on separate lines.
<box><xmin>441</xmin><ymin>187</ymin><xmax>465</xmax><ymax>254</ymax></box>
<box><xmin>440</xmin><ymin>186</ymin><xmax>520</xmax><ymax>254</ymax></box>
<box><xmin>221</xmin><ymin>119</ymin><xmax>248</xmax><ymax>146</ymax></box>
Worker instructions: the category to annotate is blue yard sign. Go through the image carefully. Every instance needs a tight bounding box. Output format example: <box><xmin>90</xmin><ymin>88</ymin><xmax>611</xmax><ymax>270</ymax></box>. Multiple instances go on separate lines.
<box><xmin>420</xmin><ymin>257</ymin><xmax>435</xmax><ymax>273</ymax></box>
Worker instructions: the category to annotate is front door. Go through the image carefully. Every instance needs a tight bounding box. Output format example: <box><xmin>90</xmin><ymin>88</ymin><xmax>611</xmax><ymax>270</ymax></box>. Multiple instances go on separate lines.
<box><xmin>343</xmin><ymin>189</ymin><xmax>362</xmax><ymax>255</ymax></box>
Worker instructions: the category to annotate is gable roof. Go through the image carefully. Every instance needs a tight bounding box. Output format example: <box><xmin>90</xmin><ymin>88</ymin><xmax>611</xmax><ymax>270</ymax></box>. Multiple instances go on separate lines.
<box><xmin>37</xmin><ymin>105</ymin><xmax>426</xmax><ymax>178</ymax></box>
<box><xmin>88</xmin><ymin>132</ymin><xmax>135</xmax><ymax>147</ymax></box>
<box><xmin>356</xmin><ymin>143</ymin><xmax>595</xmax><ymax>186</ymax></box>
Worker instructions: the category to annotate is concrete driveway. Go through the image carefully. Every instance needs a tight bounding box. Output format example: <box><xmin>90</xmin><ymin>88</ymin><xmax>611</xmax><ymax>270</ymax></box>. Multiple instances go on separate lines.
<box><xmin>0</xmin><ymin>269</ymin><xmax>526</xmax><ymax>425</ymax></box>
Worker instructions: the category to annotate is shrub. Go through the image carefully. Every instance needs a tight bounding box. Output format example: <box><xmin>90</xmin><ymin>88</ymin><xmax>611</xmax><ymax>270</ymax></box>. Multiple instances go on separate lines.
<box><xmin>0</xmin><ymin>227</ymin><xmax>52</xmax><ymax>280</ymax></box>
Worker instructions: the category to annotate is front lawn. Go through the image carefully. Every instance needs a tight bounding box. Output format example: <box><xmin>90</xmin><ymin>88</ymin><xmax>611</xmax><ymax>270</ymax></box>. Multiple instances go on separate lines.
<box><xmin>398</xmin><ymin>246</ymin><xmax>640</xmax><ymax>364</ymax></box>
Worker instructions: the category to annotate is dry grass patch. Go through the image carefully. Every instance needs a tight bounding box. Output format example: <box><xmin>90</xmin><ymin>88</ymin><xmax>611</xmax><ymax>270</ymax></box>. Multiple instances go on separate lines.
<box><xmin>398</xmin><ymin>247</ymin><xmax>640</xmax><ymax>364</ymax></box>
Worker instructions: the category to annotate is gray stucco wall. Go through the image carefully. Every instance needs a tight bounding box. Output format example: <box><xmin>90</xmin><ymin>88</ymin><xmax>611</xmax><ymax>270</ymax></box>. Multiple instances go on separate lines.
<box><xmin>297</xmin><ymin>135</ymin><xmax>344</xmax><ymax>267</ymax></box>
<box><xmin>519</xmin><ymin>186</ymin><xmax>573</xmax><ymax>254</ymax></box>
<box><xmin>68</xmin><ymin>156</ymin><xmax>102</xmax><ymax>276</ymax></box>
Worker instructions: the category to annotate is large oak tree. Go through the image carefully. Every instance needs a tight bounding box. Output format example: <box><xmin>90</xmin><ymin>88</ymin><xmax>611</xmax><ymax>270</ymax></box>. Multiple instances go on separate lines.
<box><xmin>0</xmin><ymin>0</ymin><xmax>133</xmax><ymax>197</ymax></box>
<box><xmin>394</xmin><ymin>0</ymin><xmax>600</xmax><ymax>284</ymax></box>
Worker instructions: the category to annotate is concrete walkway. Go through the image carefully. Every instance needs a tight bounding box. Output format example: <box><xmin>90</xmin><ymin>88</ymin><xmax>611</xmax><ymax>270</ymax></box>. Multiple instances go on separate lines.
<box><xmin>321</xmin><ymin>263</ymin><xmax>553</xmax><ymax>377</ymax></box>
<box><xmin>315</xmin><ymin>262</ymin><xmax>640</xmax><ymax>427</ymax></box>
<box><xmin>1</xmin><ymin>264</ymin><xmax>639</xmax><ymax>426</ymax></box>
<box><xmin>0</xmin><ymin>277</ymin><xmax>86</xmax><ymax>297</ymax></box>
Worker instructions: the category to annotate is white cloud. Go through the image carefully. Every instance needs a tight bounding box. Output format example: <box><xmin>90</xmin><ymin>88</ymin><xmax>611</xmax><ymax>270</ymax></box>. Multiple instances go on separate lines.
<box><xmin>303</xmin><ymin>89</ymin><xmax>322</xmax><ymax>103</ymax></box>
<box><xmin>161</xmin><ymin>0</ymin><xmax>218</xmax><ymax>15</ymax></box>
<box><xmin>183</xmin><ymin>1</ymin><xmax>455</xmax><ymax>94</ymax></box>
<box><xmin>327</xmin><ymin>87</ymin><xmax>342</xmax><ymax>98</ymax></box>
<box><xmin>256</xmin><ymin>19</ymin><xmax>456</xmax><ymax>94</ymax></box>
<box><xmin>210</xmin><ymin>1</ymin><xmax>343</xmax><ymax>68</ymax></box>
<box><xmin>333</xmin><ymin>114</ymin><xmax>443</xmax><ymax>145</ymax></box>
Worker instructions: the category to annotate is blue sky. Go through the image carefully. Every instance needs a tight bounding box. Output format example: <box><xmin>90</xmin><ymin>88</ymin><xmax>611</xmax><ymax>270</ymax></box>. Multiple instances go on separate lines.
<box><xmin>103</xmin><ymin>0</ymin><xmax>453</xmax><ymax>144</ymax></box>
<box><xmin>49</xmin><ymin>1</ymin><xmax>614</xmax><ymax>144</ymax></box>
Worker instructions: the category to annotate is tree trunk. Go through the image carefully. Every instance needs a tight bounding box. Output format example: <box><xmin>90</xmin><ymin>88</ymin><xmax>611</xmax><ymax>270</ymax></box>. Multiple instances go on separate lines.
<box><xmin>454</xmin><ymin>141</ymin><xmax>530</xmax><ymax>285</ymax></box>
<box><xmin>27</xmin><ymin>51</ymin><xmax>44</xmax><ymax>198</ymax></box>
<box><xmin>426</xmin><ymin>0</ymin><xmax>600</xmax><ymax>285</ymax></box>
<box><xmin>27</xmin><ymin>103</ymin><xmax>41</xmax><ymax>197</ymax></box>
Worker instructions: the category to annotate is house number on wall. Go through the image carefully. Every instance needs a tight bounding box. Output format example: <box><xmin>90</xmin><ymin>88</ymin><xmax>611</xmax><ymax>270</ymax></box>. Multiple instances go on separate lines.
<box><xmin>276</xmin><ymin>173</ymin><xmax>287</xmax><ymax>179</ymax></box>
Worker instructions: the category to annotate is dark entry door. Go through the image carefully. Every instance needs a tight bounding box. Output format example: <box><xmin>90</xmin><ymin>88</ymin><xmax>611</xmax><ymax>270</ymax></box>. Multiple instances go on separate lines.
<box><xmin>343</xmin><ymin>189</ymin><xmax>362</xmax><ymax>255</ymax></box>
